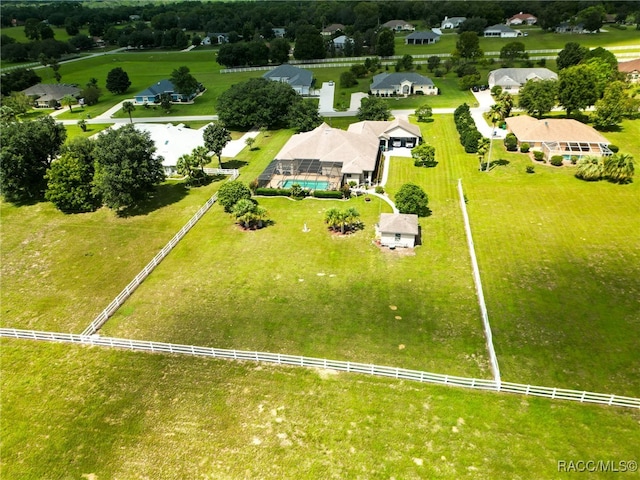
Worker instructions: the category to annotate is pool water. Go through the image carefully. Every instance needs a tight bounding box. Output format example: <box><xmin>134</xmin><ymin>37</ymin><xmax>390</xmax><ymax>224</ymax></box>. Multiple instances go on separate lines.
<box><xmin>281</xmin><ymin>179</ymin><xmax>330</xmax><ymax>190</ymax></box>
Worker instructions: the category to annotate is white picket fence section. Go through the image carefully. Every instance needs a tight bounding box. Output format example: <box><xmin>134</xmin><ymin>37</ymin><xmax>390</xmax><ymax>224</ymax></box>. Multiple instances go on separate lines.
<box><xmin>203</xmin><ymin>168</ymin><xmax>240</xmax><ymax>176</ymax></box>
<box><xmin>2</xmin><ymin>328</ymin><xmax>638</xmax><ymax>409</ymax></box>
<box><xmin>81</xmin><ymin>170</ymin><xmax>239</xmax><ymax>336</ymax></box>
<box><xmin>457</xmin><ymin>179</ymin><xmax>501</xmax><ymax>385</ymax></box>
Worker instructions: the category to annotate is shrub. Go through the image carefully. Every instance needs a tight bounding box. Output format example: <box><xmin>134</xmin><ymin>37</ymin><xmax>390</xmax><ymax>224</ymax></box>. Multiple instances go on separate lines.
<box><xmin>340</xmin><ymin>184</ymin><xmax>351</xmax><ymax>198</ymax></box>
<box><xmin>520</xmin><ymin>142</ymin><xmax>530</xmax><ymax>153</ymax></box>
<box><xmin>375</xmin><ymin>185</ymin><xmax>384</xmax><ymax>194</ymax></box>
<box><xmin>609</xmin><ymin>144</ymin><xmax>619</xmax><ymax>153</ymax></box>
<box><xmin>570</xmin><ymin>156</ymin><xmax>579</xmax><ymax>165</ymax></box>
<box><xmin>490</xmin><ymin>85</ymin><xmax>503</xmax><ymax>97</ymax></box>
<box><xmin>550</xmin><ymin>155</ymin><xmax>564</xmax><ymax>166</ymax></box>
<box><xmin>312</xmin><ymin>190</ymin><xmax>343</xmax><ymax>199</ymax></box>
<box><xmin>254</xmin><ymin>187</ymin><xmax>291</xmax><ymax>196</ymax></box>
<box><xmin>289</xmin><ymin>183</ymin><xmax>306</xmax><ymax>198</ymax></box>
<box><xmin>434</xmin><ymin>68</ymin><xmax>445</xmax><ymax>78</ymax></box>
<box><xmin>217</xmin><ymin>180</ymin><xmax>252</xmax><ymax>213</ymax></box>
<box><xmin>533</xmin><ymin>150</ymin><xmax>545</xmax><ymax>161</ymax></box>
<box><xmin>526</xmin><ymin>165</ymin><xmax>535</xmax><ymax>174</ymax></box>
<box><xmin>504</xmin><ymin>133</ymin><xmax>518</xmax><ymax>151</ymax></box>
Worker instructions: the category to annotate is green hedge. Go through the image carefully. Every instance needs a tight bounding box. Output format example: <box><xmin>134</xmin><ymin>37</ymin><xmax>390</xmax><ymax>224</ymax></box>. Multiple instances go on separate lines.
<box><xmin>254</xmin><ymin>187</ymin><xmax>292</xmax><ymax>196</ymax></box>
<box><xmin>312</xmin><ymin>190</ymin><xmax>343</xmax><ymax>199</ymax></box>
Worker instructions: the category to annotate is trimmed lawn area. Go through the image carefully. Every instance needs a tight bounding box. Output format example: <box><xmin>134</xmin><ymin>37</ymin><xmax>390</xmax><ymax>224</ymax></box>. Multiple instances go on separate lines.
<box><xmin>2</xmin><ymin>340</ymin><xmax>639</xmax><ymax>479</ymax></box>
<box><xmin>64</xmin><ymin>123</ymin><xmax>111</xmax><ymax>141</ymax></box>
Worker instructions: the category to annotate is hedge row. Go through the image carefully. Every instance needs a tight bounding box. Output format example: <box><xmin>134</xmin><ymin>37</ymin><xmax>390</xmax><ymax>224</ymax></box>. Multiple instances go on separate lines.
<box><xmin>453</xmin><ymin>103</ymin><xmax>481</xmax><ymax>154</ymax></box>
<box><xmin>254</xmin><ymin>188</ymin><xmax>343</xmax><ymax>199</ymax></box>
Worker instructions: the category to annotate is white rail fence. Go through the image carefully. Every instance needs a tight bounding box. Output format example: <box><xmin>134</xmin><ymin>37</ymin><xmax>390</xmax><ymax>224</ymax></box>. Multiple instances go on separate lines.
<box><xmin>457</xmin><ymin>179</ymin><xmax>501</xmax><ymax>385</ymax></box>
<box><xmin>81</xmin><ymin>170</ymin><xmax>239</xmax><ymax>336</ymax></box>
<box><xmin>2</xmin><ymin>328</ymin><xmax>638</xmax><ymax>409</ymax></box>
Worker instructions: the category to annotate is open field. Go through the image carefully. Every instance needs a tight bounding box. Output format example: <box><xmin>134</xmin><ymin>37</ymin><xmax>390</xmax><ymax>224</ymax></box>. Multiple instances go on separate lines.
<box><xmin>2</xmin><ymin>340</ymin><xmax>638</xmax><ymax>479</ymax></box>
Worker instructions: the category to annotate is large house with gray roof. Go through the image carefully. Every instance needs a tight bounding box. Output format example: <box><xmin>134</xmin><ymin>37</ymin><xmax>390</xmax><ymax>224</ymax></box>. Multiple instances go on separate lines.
<box><xmin>22</xmin><ymin>83</ymin><xmax>81</xmax><ymax>108</ymax></box>
<box><xmin>262</xmin><ymin>64</ymin><xmax>314</xmax><ymax>95</ymax></box>
<box><xmin>488</xmin><ymin>68</ymin><xmax>558</xmax><ymax>93</ymax></box>
<box><xmin>370</xmin><ymin>73</ymin><xmax>438</xmax><ymax>96</ymax></box>
<box><xmin>405</xmin><ymin>31</ymin><xmax>441</xmax><ymax>45</ymax></box>
<box><xmin>441</xmin><ymin>16</ymin><xmax>466</xmax><ymax>29</ymax></box>
<box><xmin>484</xmin><ymin>24</ymin><xmax>519</xmax><ymax>37</ymax></box>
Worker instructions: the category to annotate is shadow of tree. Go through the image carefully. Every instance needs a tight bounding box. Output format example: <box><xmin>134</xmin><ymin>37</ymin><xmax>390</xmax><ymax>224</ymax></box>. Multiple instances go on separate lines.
<box><xmin>222</xmin><ymin>159</ymin><xmax>249</xmax><ymax>169</ymax></box>
<box><xmin>118</xmin><ymin>182</ymin><xmax>189</xmax><ymax>217</ymax></box>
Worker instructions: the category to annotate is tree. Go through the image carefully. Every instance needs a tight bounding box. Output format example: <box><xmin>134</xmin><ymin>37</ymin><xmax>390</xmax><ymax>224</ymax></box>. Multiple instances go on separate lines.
<box><xmin>80</xmin><ymin>85</ymin><xmax>101</xmax><ymax>106</ymax></box>
<box><xmin>497</xmin><ymin>92</ymin><xmax>514</xmax><ymax>118</ymax></box>
<box><xmin>177</xmin><ymin>146</ymin><xmax>209</xmax><ymax>184</ymax></box>
<box><xmin>556</xmin><ymin>42</ymin><xmax>588</xmax><ymax>70</ymax></box>
<box><xmin>77</xmin><ymin>119</ymin><xmax>87</xmax><ymax>132</ymax></box>
<box><xmin>203</xmin><ymin>122</ymin><xmax>231</xmax><ymax>167</ymax></box>
<box><xmin>459</xmin><ymin>73</ymin><xmax>481</xmax><ymax>90</ymax></box>
<box><xmin>401</xmin><ymin>54</ymin><xmax>413</xmax><ymax>71</ymax></box>
<box><xmin>558</xmin><ymin>65</ymin><xmax>598</xmax><ymax>116</ymax></box>
<box><xmin>170</xmin><ymin>66</ymin><xmax>200</xmax><ymax>97</ymax></box>
<box><xmin>1</xmin><ymin>68</ymin><xmax>41</xmax><ymax>97</ymax></box>
<box><xmin>45</xmin><ymin>138</ymin><xmax>100</xmax><ymax>213</ymax></box>
<box><xmin>578</xmin><ymin>5</ymin><xmax>606</xmax><ymax>32</ymax></box>
<box><xmin>288</xmin><ymin>100</ymin><xmax>322</xmax><ymax>133</ymax></box>
<box><xmin>160</xmin><ymin>93</ymin><xmax>172</xmax><ymax>113</ymax></box>
<box><xmin>427</xmin><ymin>56</ymin><xmax>441</xmax><ymax>72</ymax></box>
<box><xmin>61</xmin><ymin>94</ymin><xmax>76</xmax><ymax>112</ymax></box>
<box><xmin>375</xmin><ymin>28</ymin><xmax>395</xmax><ymax>57</ymax></box>
<box><xmin>504</xmin><ymin>133</ymin><xmax>518</xmax><ymax>151</ymax></box>
<box><xmin>455</xmin><ymin>32</ymin><xmax>483</xmax><ymax>61</ymax></box>
<box><xmin>604</xmin><ymin>153</ymin><xmax>634</xmax><ymax>184</ymax></box>
<box><xmin>247</xmin><ymin>41</ymin><xmax>270</xmax><ymax>66</ymax></box>
<box><xmin>3</xmin><ymin>92</ymin><xmax>32</xmax><ymax>116</ymax></box>
<box><xmin>411</xmin><ymin>143</ymin><xmax>437</xmax><ymax>167</ymax></box>
<box><xmin>500</xmin><ymin>42</ymin><xmax>527</xmax><ymax>63</ymax></box>
<box><xmin>69</xmin><ymin>34</ymin><xmax>94</xmax><ymax>51</ymax></box>
<box><xmin>518</xmin><ymin>79</ymin><xmax>558</xmax><ymax>118</ymax></box>
<box><xmin>458</xmin><ymin>17</ymin><xmax>488</xmax><ymax>35</ymax></box>
<box><xmin>232</xmin><ymin>198</ymin><xmax>268</xmax><ymax>229</ymax></box>
<box><xmin>357</xmin><ymin>96</ymin><xmax>390</xmax><ymax>121</ymax></box>
<box><xmin>106</xmin><ymin>67</ymin><xmax>131</xmax><ymax>94</ymax></box>
<box><xmin>394</xmin><ymin>183</ymin><xmax>431</xmax><ymax>217</ymax></box>
<box><xmin>415</xmin><ymin>104</ymin><xmax>433</xmax><ymax>122</ymax></box>
<box><xmin>592</xmin><ymin>82</ymin><xmax>631</xmax><ymax>130</ymax></box>
<box><xmin>324</xmin><ymin>207</ymin><xmax>361</xmax><ymax>234</ymax></box>
<box><xmin>122</xmin><ymin>101</ymin><xmax>135</xmax><ymax>123</ymax></box>
<box><xmin>575</xmin><ymin>156</ymin><xmax>604</xmax><ymax>181</ymax></box>
<box><xmin>269</xmin><ymin>38</ymin><xmax>290</xmax><ymax>64</ymax></box>
<box><xmin>217</xmin><ymin>180</ymin><xmax>252</xmax><ymax>213</ymax></box>
<box><xmin>92</xmin><ymin>124</ymin><xmax>165</xmax><ymax>211</ymax></box>
<box><xmin>217</xmin><ymin>78</ymin><xmax>299</xmax><ymax>129</ymax></box>
<box><xmin>245</xmin><ymin>137</ymin><xmax>256</xmax><ymax>150</ymax></box>
<box><xmin>0</xmin><ymin>116</ymin><xmax>67</xmax><ymax>203</ymax></box>
<box><xmin>340</xmin><ymin>71</ymin><xmax>357</xmax><ymax>88</ymax></box>
<box><xmin>293</xmin><ymin>25</ymin><xmax>325</xmax><ymax>60</ymax></box>
<box><xmin>583</xmin><ymin>46</ymin><xmax>617</xmax><ymax>70</ymax></box>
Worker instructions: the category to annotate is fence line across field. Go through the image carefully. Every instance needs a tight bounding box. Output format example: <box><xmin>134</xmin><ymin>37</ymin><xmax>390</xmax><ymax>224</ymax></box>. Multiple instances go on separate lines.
<box><xmin>2</xmin><ymin>328</ymin><xmax>638</xmax><ymax>409</ymax></box>
<box><xmin>81</xmin><ymin>170</ymin><xmax>239</xmax><ymax>337</ymax></box>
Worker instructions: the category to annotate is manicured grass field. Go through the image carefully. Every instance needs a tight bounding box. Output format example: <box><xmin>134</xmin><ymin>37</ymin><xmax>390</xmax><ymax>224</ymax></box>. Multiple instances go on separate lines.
<box><xmin>2</xmin><ymin>340</ymin><xmax>639</xmax><ymax>480</ymax></box>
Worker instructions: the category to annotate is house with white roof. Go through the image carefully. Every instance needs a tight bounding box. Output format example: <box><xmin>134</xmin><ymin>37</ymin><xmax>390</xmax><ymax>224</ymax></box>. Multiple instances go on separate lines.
<box><xmin>488</xmin><ymin>68</ymin><xmax>558</xmax><ymax>93</ymax></box>
<box><xmin>370</xmin><ymin>72</ymin><xmax>438</xmax><ymax>96</ymax></box>
<box><xmin>382</xmin><ymin>20</ymin><xmax>415</xmax><ymax>32</ymax></box>
<box><xmin>441</xmin><ymin>16</ymin><xmax>466</xmax><ymax>29</ymax></box>
<box><xmin>332</xmin><ymin>35</ymin><xmax>350</xmax><ymax>50</ymax></box>
<box><xmin>376</xmin><ymin>213</ymin><xmax>420</xmax><ymax>248</ymax></box>
<box><xmin>484</xmin><ymin>24</ymin><xmax>520</xmax><ymax>37</ymax></box>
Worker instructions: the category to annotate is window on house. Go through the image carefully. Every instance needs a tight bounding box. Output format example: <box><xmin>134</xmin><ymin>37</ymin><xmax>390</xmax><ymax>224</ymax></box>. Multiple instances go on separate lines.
<box><xmin>395</xmin><ymin>233</ymin><xmax>401</xmax><ymax>241</ymax></box>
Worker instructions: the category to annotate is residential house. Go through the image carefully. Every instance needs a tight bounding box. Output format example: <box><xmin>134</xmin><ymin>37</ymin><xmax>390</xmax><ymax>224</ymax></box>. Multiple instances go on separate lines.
<box><xmin>272</xmin><ymin>28</ymin><xmax>286</xmax><ymax>38</ymax></box>
<box><xmin>263</xmin><ymin>119</ymin><xmax>422</xmax><ymax>188</ymax></box>
<box><xmin>441</xmin><ymin>16</ymin><xmax>466</xmax><ymax>29</ymax></box>
<box><xmin>370</xmin><ymin>72</ymin><xmax>438</xmax><ymax>96</ymax></box>
<box><xmin>202</xmin><ymin>33</ymin><xmax>228</xmax><ymax>45</ymax></box>
<box><xmin>376</xmin><ymin>213</ymin><xmax>419</xmax><ymax>248</ymax></box>
<box><xmin>134</xmin><ymin>79</ymin><xmax>200</xmax><ymax>104</ymax></box>
<box><xmin>262</xmin><ymin>64</ymin><xmax>314</xmax><ymax>95</ymax></box>
<box><xmin>405</xmin><ymin>30</ymin><xmax>441</xmax><ymax>45</ymax></box>
<box><xmin>488</xmin><ymin>68</ymin><xmax>558</xmax><ymax>93</ymax></box>
<box><xmin>322</xmin><ymin>23</ymin><xmax>345</xmax><ymax>36</ymax></box>
<box><xmin>484</xmin><ymin>24</ymin><xmax>519</xmax><ymax>38</ymax></box>
<box><xmin>382</xmin><ymin>20</ymin><xmax>415</xmax><ymax>32</ymax></box>
<box><xmin>555</xmin><ymin>22</ymin><xmax>589</xmax><ymax>34</ymax></box>
<box><xmin>22</xmin><ymin>83</ymin><xmax>81</xmax><ymax>108</ymax></box>
<box><xmin>332</xmin><ymin>35</ymin><xmax>350</xmax><ymax>50</ymax></box>
<box><xmin>505</xmin><ymin>115</ymin><xmax>612</xmax><ymax>160</ymax></box>
<box><xmin>618</xmin><ymin>58</ymin><xmax>640</xmax><ymax>83</ymax></box>
<box><xmin>506</xmin><ymin>12</ymin><xmax>537</xmax><ymax>26</ymax></box>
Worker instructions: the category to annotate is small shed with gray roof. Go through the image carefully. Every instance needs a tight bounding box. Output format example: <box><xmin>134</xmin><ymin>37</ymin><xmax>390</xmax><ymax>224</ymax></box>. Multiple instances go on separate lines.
<box><xmin>263</xmin><ymin>64</ymin><xmax>314</xmax><ymax>95</ymax></box>
<box><xmin>377</xmin><ymin>213</ymin><xmax>420</xmax><ymax>248</ymax></box>
<box><xmin>405</xmin><ymin>31</ymin><xmax>441</xmax><ymax>45</ymax></box>
<box><xmin>370</xmin><ymin>73</ymin><xmax>437</xmax><ymax>96</ymax></box>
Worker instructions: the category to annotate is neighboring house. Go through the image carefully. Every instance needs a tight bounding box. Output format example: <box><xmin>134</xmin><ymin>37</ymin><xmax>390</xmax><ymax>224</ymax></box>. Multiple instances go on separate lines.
<box><xmin>264</xmin><ymin>119</ymin><xmax>422</xmax><ymax>187</ymax></box>
<box><xmin>405</xmin><ymin>30</ymin><xmax>441</xmax><ymax>45</ymax></box>
<box><xmin>322</xmin><ymin>23</ymin><xmax>345</xmax><ymax>36</ymax></box>
<box><xmin>618</xmin><ymin>58</ymin><xmax>640</xmax><ymax>83</ymax></box>
<box><xmin>505</xmin><ymin>115</ymin><xmax>612</xmax><ymax>160</ymax></box>
<box><xmin>382</xmin><ymin>20</ymin><xmax>415</xmax><ymax>32</ymax></box>
<box><xmin>272</xmin><ymin>27</ymin><xmax>286</xmax><ymax>38</ymax></box>
<box><xmin>22</xmin><ymin>83</ymin><xmax>81</xmax><ymax>108</ymax></box>
<box><xmin>484</xmin><ymin>24</ymin><xmax>519</xmax><ymax>37</ymax></box>
<box><xmin>129</xmin><ymin>14</ymin><xmax>141</xmax><ymax>21</ymax></box>
<box><xmin>555</xmin><ymin>22</ymin><xmax>589</xmax><ymax>34</ymax></box>
<box><xmin>441</xmin><ymin>16</ymin><xmax>466</xmax><ymax>29</ymax></box>
<box><xmin>134</xmin><ymin>79</ymin><xmax>199</xmax><ymax>104</ymax></box>
<box><xmin>202</xmin><ymin>33</ymin><xmax>228</xmax><ymax>45</ymax></box>
<box><xmin>370</xmin><ymin>72</ymin><xmax>438</xmax><ymax>96</ymax></box>
<box><xmin>262</xmin><ymin>64</ymin><xmax>314</xmax><ymax>95</ymax></box>
<box><xmin>488</xmin><ymin>68</ymin><xmax>558</xmax><ymax>93</ymax></box>
<box><xmin>376</xmin><ymin>213</ymin><xmax>419</xmax><ymax>248</ymax></box>
<box><xmin>506</xmin><ymin>12</ymin><xmax>537</xmax><ymax>26</ymax></box>
<box><xmin>332</xmin><ymin>35</ymin><xmax>350</xmax><ymax>49</ymax></box>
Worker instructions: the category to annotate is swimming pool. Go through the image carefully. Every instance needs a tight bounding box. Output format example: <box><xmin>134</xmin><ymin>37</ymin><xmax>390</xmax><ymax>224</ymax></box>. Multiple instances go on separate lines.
<box><xmin>281</xmin><ymin>179</ymin><xmax>330</xmax><ymax>190</ymax></box>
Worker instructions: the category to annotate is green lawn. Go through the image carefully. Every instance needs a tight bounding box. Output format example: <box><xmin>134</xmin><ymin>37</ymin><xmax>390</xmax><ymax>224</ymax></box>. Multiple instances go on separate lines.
<box><xmin>2</xmin><ymin>340</ymin><xmax>639</xmax><ymax>480</ymax></box>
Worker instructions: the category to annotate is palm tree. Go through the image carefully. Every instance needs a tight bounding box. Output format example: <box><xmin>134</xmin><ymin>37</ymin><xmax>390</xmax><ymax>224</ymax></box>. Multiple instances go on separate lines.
<box><xmin>122</xmin><ymin>101</ymin><xmax>135</xmax><ymax>123</ymax></box>
<box><xmin>324</xmin><ymin>208</ymin><xmax>342</xmax><ymax>232</ymax></box>
<box><xmin>344</xmin><ymin>207</ymin><xmax>361</xmax><ymax>232</ymax></box>
<box><xmin>575</xmin><ymin>156</ymin><xmax>604</xmax><ymax>181</ymax></box>
<box><xmin>61</xmin><ymin>94</ymin><xmax>76</xmax><ymax>112</ymax></box>
<box><xmin>604</xmin><ymin>153</ymin><xmax>635</xmax><ymax>184</ymax></box>
<box><xmin>477</xmin><ymin>137</ymin><xmax>490</xmax><ymax>170</ymax></box>
<box><xmin>77</xmin><ymin>119</ymin><xmax>87</xmax><ymax>132</ymax></box>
